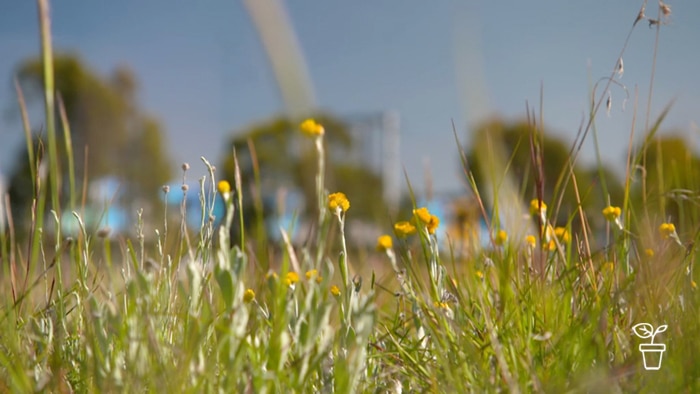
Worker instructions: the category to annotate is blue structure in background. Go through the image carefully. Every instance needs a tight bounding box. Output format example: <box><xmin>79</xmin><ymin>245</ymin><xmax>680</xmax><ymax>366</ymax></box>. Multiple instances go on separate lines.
<box><xmin>60</xmin><ymin>177</ymin><xmax>130</xmax><ymax>235</ymax></box>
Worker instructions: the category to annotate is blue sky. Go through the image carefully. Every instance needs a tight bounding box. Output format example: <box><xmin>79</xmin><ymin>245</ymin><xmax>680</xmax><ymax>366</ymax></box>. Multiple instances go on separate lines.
<box><xmin>1</xmin><ymin>1</ymin><xmax>698</xmax><ymax>194</ymax></box>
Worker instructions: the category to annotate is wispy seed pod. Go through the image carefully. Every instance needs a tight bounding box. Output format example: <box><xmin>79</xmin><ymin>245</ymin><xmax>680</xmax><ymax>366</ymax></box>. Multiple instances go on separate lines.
<box><xmin>97</xmin><ymin>227</ymin><xmax>112</xmax><ymax>238</ymax></box>
<box><xmin>634</xmin><ymin>5</ymin><xmax>645</xmax><ymax>26</ymax></box>
<box><xmin>181</xmin><ymin>184</ymin><xmax>189</xmax><ymax>192</ymax></box>
<box><xmin>182</xmin><ymin>162</ymin><xmax>190</xmax><ymax>171</ymax></box>
<box><xmin>659</xmin><ymin>1</ymin><xmax>671</xmax><ymax>18</ymax></box>
<box><xmin>162</xmin><ymin>185</ymin><xmax>170</xmax><ymax>194</ymax></box>
<box><xmin>648</xmin><ymin>18</ymin><xmax>660</xmax><ymax>28</ymax></box>
<box><xmin>606</xmin><ymin>92</ymin><xmax>612</xmax><ymax>117</ymax></box>
<box><xmin>617</xmin><ymin>57</ymin><xmax>624</xmax><ymax>79</ymax></box>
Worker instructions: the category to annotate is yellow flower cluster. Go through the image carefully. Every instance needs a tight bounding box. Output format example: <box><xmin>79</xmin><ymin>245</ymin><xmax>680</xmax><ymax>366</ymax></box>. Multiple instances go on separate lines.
<box><xmin>602</xmin><ymin>205</ymin><xmax>621</xmax><ymax>222</ymax></box>
<box><xmin>394</xmin><ymin>221</ymin><xmax>417</xmax><ymax>237</ymax></box>
<box><xmin>529</xmin><ymin>199</ymin><xmax>547</xmax><ymax>216</ymax></box>
<box><xmin>376</xmin><ymin>235</ymin><xmax>393</xmax><ymax>251</ymax></box>
<box><xmin>305</xmin><ymin>269</ymin><xmax>323</xmax><ymax>283</ymax></box>
<box><xmin>328</xmin><ymin>192</ymin><xmax>350</xmax><ymax>213</ymax></box>
<box><xmin>330</xmin><ymin>285</ymin><xmax>341</xmax><ymax>297</ymax></box>
<box><xmin>413</xmin><ymin>207</ymin><xmax>440</xmax><ymax>234</ymax></box>
<box><xmin>525</xmin><ymin>235</ymin><xmax>537</xmax><ymax>248</ymax></box>
<box><xmin>546</xmin><ymin>226</ymin><xmax>570</xmax><ymax>251</ymax></box>
<box><xmin>285</xmin><ymin>272</ymin><xmax>300</xmax><ymax>287</ymax></box>
<box><xmin>300</xmin><ymin>118</ymin><xmax>325</xmax><ymax>137</ymax></box>
<box><xmin>659</xmin><ymin>222</ymin><xmax>676</xmax><ymax>239</ymax></box>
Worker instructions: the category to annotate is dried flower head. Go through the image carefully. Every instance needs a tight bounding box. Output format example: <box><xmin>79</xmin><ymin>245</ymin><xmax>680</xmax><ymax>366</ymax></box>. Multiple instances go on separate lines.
<box><xmin>182</xmin><ymin>162</ymin><xmax>190</xmax><ymax>171</ymax></box>
<box><xmin>617</xmin><ymin>57</ymin><xmax>624</xmax><ymax>78</ymax></box>
<box><xmin>634</xmin><ymin>4</ymin><xmax>646</xmax><ymax>26</ymax></box>
<box><xmin>162</xmin><ymin>185</ymin><xmax>170</xmax><ymax>193</ymax></box>
<box><xmin>97</xmin><ymin>226</ymin><xmax>112</xmax><ymax>238</ymax></box>
<box><xmin>659</xmin><ymin>1</ymin><xmax>671</xmax><ymax>18</ymax></box>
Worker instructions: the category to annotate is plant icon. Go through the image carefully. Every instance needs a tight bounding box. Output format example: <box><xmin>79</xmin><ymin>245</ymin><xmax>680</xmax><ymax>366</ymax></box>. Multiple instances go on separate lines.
<box><xmin>632</xmin><ymin>323</ymin><xmax>667</xmax><ymax>370</ymax></box>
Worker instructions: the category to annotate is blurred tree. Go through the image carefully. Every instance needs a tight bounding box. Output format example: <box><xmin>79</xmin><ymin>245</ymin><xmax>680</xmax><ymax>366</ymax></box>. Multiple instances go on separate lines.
<box><xmin>7</xmin><ymin>54</ymin><xmax>172</xmax><ymax>235</ymax></box>
<box><xmin>220</xmin><ymin>113</ymin><xmax>385</xmax><ymax>242</ymax></box>
<box><xmin>634</xmin><ymin>134</ymin><xmax>700</xmax><ymax>226</ymax></box>
<box><xmin>465</xmin><ymin>118</ymin><xmax>623</xmax><ymax>225</ymax></box>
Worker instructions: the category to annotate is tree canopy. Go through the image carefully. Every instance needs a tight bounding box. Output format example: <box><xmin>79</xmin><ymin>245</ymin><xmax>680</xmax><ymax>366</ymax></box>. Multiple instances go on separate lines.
<box><xmin>7</xmin><ymin>53</ymin><xmax>172</xmax><ymax>235</ymax></box>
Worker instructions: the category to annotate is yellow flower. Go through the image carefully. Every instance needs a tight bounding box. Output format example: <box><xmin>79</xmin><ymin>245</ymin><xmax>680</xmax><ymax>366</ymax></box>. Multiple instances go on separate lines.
<box><xmin>433</xmin><ymin>301</ymin><xmax>449</xmax><ymax>309</ymax></box>
<box><xmin>604</xmin><ymin>261</ymin><xmax>614</xmax><ymax>271</ymax></box>
<box><xmin>300</xmin><ymin>118</ymin><xmax>324</xmax><ymax>137</ymax></box>
<box><xmin>394</xmin><ymin>221</ymin><xmax>417</xmax><ymax>237</ymax></box>
<box><xmin>217</xmin><ymin>180</ymin><xmax>231</xmax><ymax>194</ymax></box>
<box><xmin>376</xmin><ymin>235</ymin><xmax>393</xmax><ymax>251</ymax></box>
<box><xmin>525</xmin><ymin>235</ymin><xmax>537</xmax><ymax>248</ymax></box>
<box><xmin>495</xmin><ymin>230</ymin><xmax>508</xmax><ymax>246</ymax></box>
<box><xmin>243</xmin><ymin>288</ymin><xmax>255</xmax><ymax>303</ymax></box>
<box><xmin>692</xmin><ymin>280</ymin><xmax>697</xmax><ymax>290</ymax></box>
<box><xmin>475</xmin><ymin>270</ymin><xmax>484</xmax><ymax>279</ymax></box>
<box><xmin>645</xmin><ymin>248</ymin><xmax>655</xmax><ymax>257</ymax></box>
<box><xmin>554</xmin><ymin>227</ymin><xmax>570</xmax><ymax>243</ymax></box>
<box><xmin>529</xmin><ymin>199</ymin><xmax>547</xmax><ymax>216</ymax></box>
<box><xmin>413</xmin><ymin>207</ymin><xmax>432</xmax><ymax>224</ymax></box>
<box><xmin>602</xmin><ymin>205</ymin><xmax>621</xmax><ymax>222</ymax></box>
<box><xmin>328</xmin><ymin>192</ymin><xmax>350</xmax><ymax>213</ymax></box>
<box><xmin>426</xmin><ymin>215</ymin><xmax>440</xmax><ymax>234</ymax></box>
<box><xmin>266</xmin><ymin>271</ymin><xmax>278</xmax><ymax>281</ymax></box>
<box><xmin>659</xmin><ymin>222</ymin><xmax>676</xmax><ymax>239</ymax></box>
<box><xmin>285</xmin><ymin>272</ymin><xmax>300</xmax><ymax>287</ymax></box>
<box><xmin>305</xmin><ymin>269</ymin><xmax>323</xmax><ymax>283</ymax></box>
<box><xmin>330</xmin><ymin>285</ymin><xmax>341</xmax><ymax>297</ymax></box>
<box><xmin>547</xmin><ymin>240</ymin><xmax>557</xmax><ymax>251</ymax></box>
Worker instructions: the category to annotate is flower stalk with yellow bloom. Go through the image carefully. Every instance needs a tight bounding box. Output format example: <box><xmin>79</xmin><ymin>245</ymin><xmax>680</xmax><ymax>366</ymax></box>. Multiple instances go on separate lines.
<box><xmin>300</xmin><ymin>118</ymin><xmax>327</xmax><ymax>232</ymax></box>
<box><xmin>602</xmin><ymin>205</ymin><xmax>623</xmax><ymax>230</ymax></box>
<box><xmin>494</xmin><ymin>229</ymin><xmax>508</xmax><ymax>246</ymax></box>
<box><xmin>243</xmin><ymin>288</ymin><xmax>255</xmax><ymax>303</ymax></box>
<box><xmin>530</xmin><ymin>199</ymin><xmax>548</xmax><ymax>223</ymax></box>
<box><xmin>413</xmin><ymin>207</ymin><xmax>440</xmax><ymax>235</ymax></box>
<box><xmin>659</xmin><ymin>222</ymin><xmax>682</xmax><ymax>246</ymax></box>
<box><xmin>328</xmin><ymin>191</ymin><xmax>352</xmax><ymax>299</ymax></box>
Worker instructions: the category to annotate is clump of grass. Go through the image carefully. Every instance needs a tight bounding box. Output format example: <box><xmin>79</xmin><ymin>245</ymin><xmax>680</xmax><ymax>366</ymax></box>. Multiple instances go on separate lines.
<box><xmin>1</xmin><ymin>1</ymin><xmax>699</xmax><ymax>392</ymax></box>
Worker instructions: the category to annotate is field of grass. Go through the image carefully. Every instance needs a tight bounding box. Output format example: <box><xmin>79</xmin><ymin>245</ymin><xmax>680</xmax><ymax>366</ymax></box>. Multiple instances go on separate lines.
<box><xmin>2</xmin><ymin>1</ymin><xmax>700</xmax><ymax>392</ymax></box>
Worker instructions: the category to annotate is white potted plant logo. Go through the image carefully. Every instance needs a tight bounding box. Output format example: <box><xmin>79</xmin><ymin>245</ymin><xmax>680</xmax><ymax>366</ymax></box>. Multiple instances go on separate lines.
<box><xmin>632</xmin><ymin>323</ymin><xmax>667</xmax><ymax>370</ymax></box>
